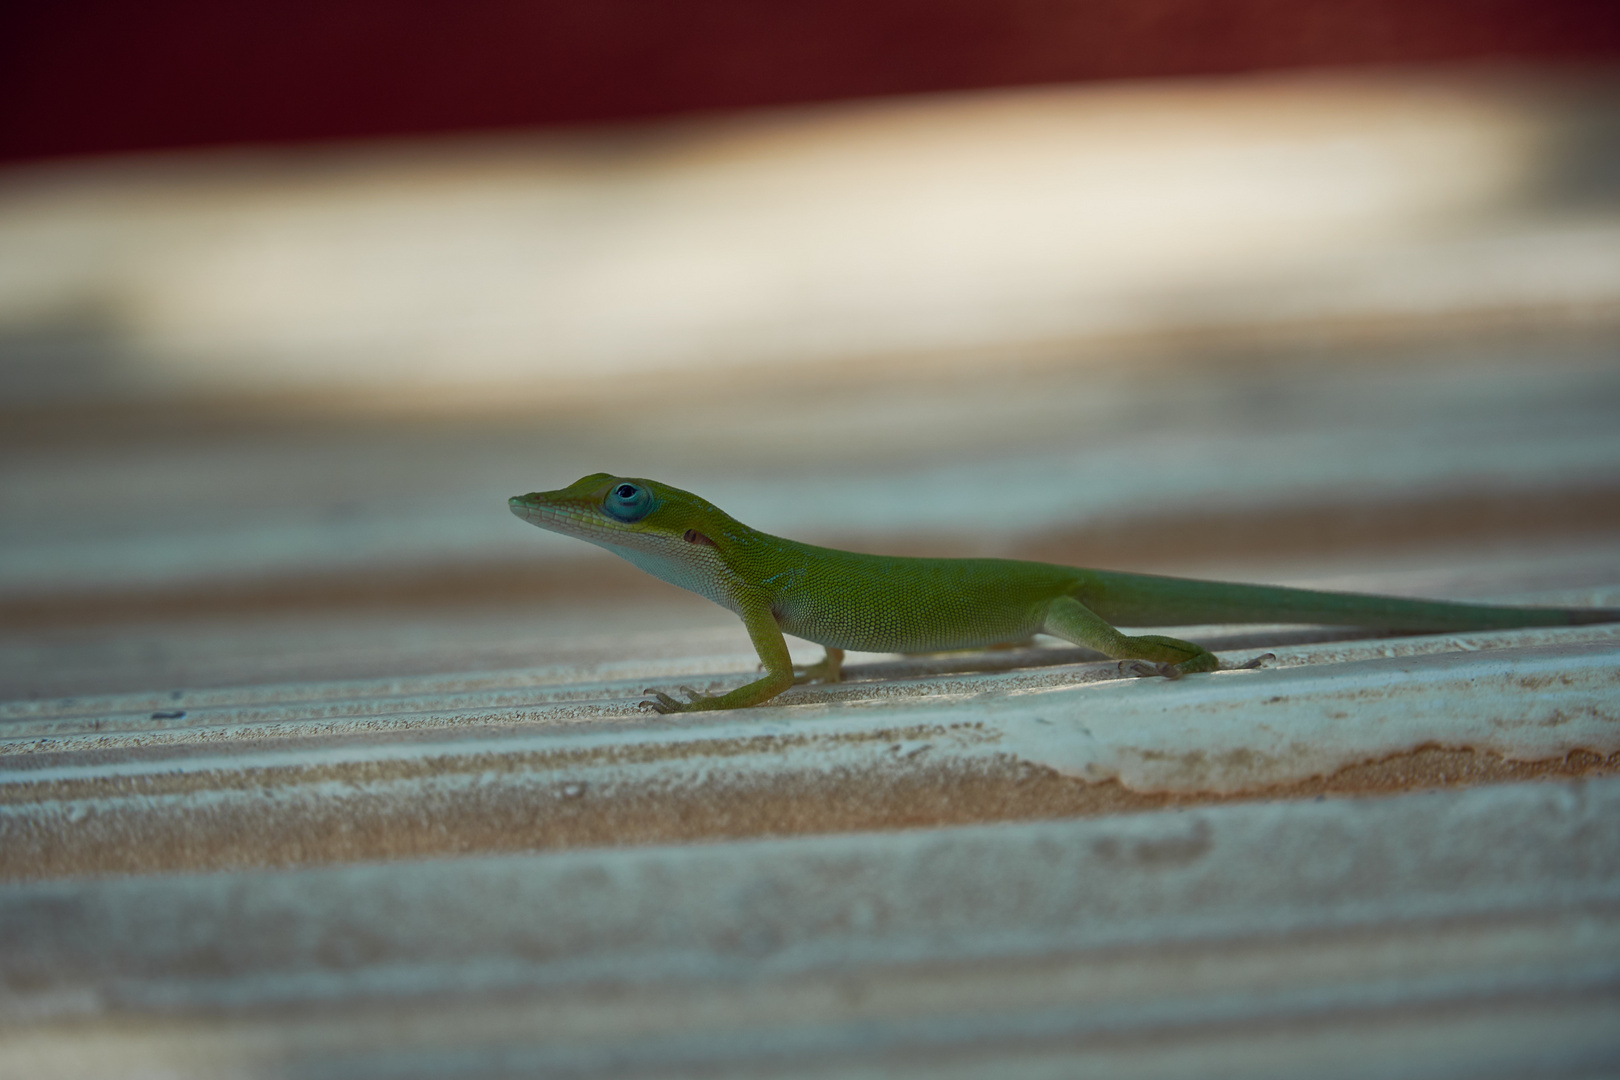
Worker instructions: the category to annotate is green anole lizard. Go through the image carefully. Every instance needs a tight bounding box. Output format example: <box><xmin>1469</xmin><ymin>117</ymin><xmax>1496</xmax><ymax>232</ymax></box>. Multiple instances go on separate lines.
<box><xmin>511</xmin><ymin>474</ymin><xmax>1619</xmax><ymax>713</ymax></box>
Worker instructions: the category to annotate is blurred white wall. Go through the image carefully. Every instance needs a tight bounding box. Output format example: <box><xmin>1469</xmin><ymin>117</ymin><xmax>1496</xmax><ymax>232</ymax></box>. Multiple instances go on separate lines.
<box><xmin>3</xmin><ymin>70</ymin><xmax>1618</xmax><ymax>408</ymax></box>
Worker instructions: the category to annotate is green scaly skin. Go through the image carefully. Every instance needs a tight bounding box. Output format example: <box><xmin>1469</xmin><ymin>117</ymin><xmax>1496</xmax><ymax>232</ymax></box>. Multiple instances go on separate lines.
<box><xmin>510</xmin><ymin>474</ymin><xmax>1620</xmax><ymax>713</ymax></box>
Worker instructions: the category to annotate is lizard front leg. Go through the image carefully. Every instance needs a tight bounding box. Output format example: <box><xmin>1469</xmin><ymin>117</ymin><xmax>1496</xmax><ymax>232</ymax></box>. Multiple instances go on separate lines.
<box><xmin>644</xmin><ymin>599</ymin><xmax>796</xmax><ymax>712</ymax></box>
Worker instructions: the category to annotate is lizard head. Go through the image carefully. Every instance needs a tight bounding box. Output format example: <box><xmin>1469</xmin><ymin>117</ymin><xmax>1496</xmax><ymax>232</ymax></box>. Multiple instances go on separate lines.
<box><xmin>509</xmin><ymin>475</ymin><xmax>745</xmax><ymax>600</ymax></box>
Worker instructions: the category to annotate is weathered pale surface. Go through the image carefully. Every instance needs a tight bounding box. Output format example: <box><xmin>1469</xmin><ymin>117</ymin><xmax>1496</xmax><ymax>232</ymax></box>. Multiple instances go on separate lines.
<box><xmin>4</xmin><ymin>779</ymin><xmax>1619</xmax><ymax>1077</ymax></box>
<box><xmin>4</xmin><ymin>623</ymin><xmax>1617</xmax><ymax>881</ymax></box>
<box><xmin>7</xmin><ymin>623</ymin><xmax>1616</xmax><ymax>764</ymax></box>
<box><xmin>999</xmin><ymin>632</ymin><xmax>1620</xmax><ymax>790</ymax></box>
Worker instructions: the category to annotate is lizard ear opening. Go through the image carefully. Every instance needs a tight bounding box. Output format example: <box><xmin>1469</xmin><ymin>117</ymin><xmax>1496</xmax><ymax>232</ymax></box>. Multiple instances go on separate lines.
<box><xmin>684</xmin><ymin>529</ymin><xmax>717</xmax><ymax>547</ymax></box>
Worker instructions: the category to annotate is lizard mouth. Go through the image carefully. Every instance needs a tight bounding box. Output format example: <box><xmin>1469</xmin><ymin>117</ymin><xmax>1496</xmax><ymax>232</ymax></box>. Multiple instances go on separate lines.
<box><xmin>509</xmin><ymin>492</ymin><xmax>634</xmax><ymax>545</ymax></box>
<box><xmin>508</xmin><ymin>495</ymin><xmax>548</xmax><ymax>525</ymax></box>
<box><xmin>509</xmin><ymin>494</ymin><xmax>586</xmax><ymax>534</ymax></box>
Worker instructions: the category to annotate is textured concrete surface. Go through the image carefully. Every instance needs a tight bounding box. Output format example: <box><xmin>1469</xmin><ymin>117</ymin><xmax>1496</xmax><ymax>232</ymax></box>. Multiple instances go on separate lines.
<box><xmin>5</xmin><ymin>780</ymin><xmax>1620</xmax><ymax>1077</ymax></box>
<box><xmin>4</xmin><ymin>624</ymin><xmax>1620</xmax><ymax>882</ymax></box>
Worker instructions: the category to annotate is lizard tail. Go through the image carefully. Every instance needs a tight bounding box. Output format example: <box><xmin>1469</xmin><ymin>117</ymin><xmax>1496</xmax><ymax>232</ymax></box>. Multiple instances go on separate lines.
<box><xmin>1077</xmin><ymin>569</ymin><xmax>1620</xmax><ymax>632</ymax></box>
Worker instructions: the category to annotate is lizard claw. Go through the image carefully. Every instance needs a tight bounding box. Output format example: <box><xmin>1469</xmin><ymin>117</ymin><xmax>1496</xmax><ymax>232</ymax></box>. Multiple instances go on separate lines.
<box><xmin>645</xmin><ymin>691</ymin><xmax>684</xmax><ymax>713</ymax></box>
<box><xmin>1234</xmin><ymin>652</ymin><xmax>1275</xmax><ymax>670</ymax></box>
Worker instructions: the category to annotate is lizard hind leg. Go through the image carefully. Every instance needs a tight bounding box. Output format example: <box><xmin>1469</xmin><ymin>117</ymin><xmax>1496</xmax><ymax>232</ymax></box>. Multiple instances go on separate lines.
<box><xmin>794</xmin><ymin>647</ymin><xmax>845</xmax><ymax>685</ymax></box>
<box><xmin>1041</xmin><ymin>595</ymin><xmax>1219</xmax><ymax>678</ymax></box>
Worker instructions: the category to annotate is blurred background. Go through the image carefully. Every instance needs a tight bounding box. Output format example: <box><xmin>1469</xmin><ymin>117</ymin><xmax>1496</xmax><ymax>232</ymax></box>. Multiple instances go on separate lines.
<box><xmin>2</xmin><ymin>1</ymin><xmax>1619</xmax><ymax>694</ymax></box>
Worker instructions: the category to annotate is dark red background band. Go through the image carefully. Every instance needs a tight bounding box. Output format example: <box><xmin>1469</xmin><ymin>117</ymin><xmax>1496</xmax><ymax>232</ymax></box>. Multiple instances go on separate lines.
<box><xmin>4</xmin><ymin>0</ymin><xmax>1619</xmax><ymax>165</ymax></box>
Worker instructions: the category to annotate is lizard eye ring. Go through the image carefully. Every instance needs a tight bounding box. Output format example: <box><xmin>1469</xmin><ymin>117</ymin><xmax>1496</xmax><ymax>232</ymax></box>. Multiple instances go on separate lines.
<box><xmin>604</xmin><ymin>481</ymin><xmax>654</xmax><ymax>522</ymax></box>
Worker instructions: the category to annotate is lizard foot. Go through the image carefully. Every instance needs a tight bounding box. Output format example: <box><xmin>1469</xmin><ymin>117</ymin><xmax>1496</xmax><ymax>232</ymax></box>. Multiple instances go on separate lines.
<box><xmin>793</xmin><ymin>647</ymin><xmax>846</xmax><ymax>686</ymax></box>
<box><xmin>641</xmin><ymin>685</ymin><xmax>721</xmax><ymax>714</ymax></box>
<box><xmin>1119</xmin><ymin>651</ymin><xmax>1272</xmax><ymax>680</ymax></box>
<box><xmin>1119</xmin><ymin>660</ymin><xmax>1183</xmax><ymax>680</ymax></box>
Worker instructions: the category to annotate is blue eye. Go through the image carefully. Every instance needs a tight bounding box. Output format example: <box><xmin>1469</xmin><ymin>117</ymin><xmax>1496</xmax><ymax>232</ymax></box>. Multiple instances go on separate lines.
<box><xmin>604</xmin><ymin>482</ymin><xmax>653</xmax><ymax>522</ymax></box>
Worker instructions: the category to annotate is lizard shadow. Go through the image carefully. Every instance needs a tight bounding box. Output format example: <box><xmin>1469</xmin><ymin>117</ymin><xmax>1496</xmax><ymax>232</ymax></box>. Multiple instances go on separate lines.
<box><xmin>827</xmin><ymin>625</ymin><xmax>1386</xmax><ymax>684</ymax></box>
